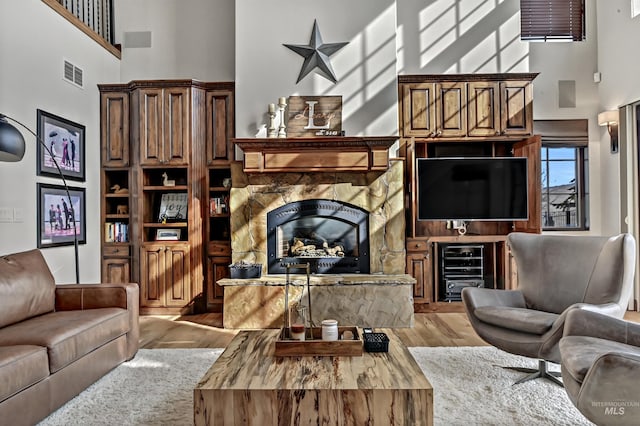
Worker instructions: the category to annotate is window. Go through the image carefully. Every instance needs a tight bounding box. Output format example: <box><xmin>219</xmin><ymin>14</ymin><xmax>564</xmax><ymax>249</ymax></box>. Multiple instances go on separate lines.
<box><xmin>535</xmin><ymin>120</ymin><xmax>589</xmax><ymax>231</ymax></box>
<box><xmin>520</xmin><ymin>0</ymin><xmax>585</xmax><ymax>41</ymax></box>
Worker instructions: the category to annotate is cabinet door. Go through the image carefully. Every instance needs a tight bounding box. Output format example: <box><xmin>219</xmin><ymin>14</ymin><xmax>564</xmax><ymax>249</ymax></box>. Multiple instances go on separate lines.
<box><xmin>165</xmin><ymin>244</ymin><xmax>191</xmax><ymax>307</ymax></box>
<box><xmin>500</xmin><ymin>80</ymin><xmax>533</xmax><ymax>136</ymax></box>
<box><xmin>401</xmin><ymin>83</ymin><xmax>437</xmax><ymax>137</ymax></box>
<box><xmin>163</xmin><ymin>88</ymin><xmax>190</xmax><ymax>165</ymax></box>
<box><xmin>206</xmin><ymin>256</ymin><xmax>230</xmax><ymax>308</ymax></box>
<box><xmin>139</xmin><ymin>88</ymin><xmax>164</xmax><ymax>166</ymax></box>
<box><xmin>407</xmin><ymin>250</ymin><xmax>432</xmax><ymax>303</ymax></box>
<box><xmin>435</xmin><ymin>82</ymin><xmax>466</xmax><ymax>138</ymax></box>
<box><xmin>139</xmin><ymin>87</ymin><xmax>190</xmax><ymax>165</ymax></box>
<box><xmin>102</xmin><ymin>258</ymin><xmax>130</xmax><ymax>283</ymax></box>
<box><xmin>140</xmin><ymin>244</ymin><xmax>166</xmax><ymax>307</ymax></box>
<box><xmin>206</xmin><ymin>90</ymin><xmax>234</xmax><ymax>164</ymax></box>
<box><xmin>140</xmin><ymin>243</ymin><xmax>191</xmax><ymax>308</ymax></box>
<box><xmin>467</xmin><ymin>82</ymin><xmax>500</xmax><ymax>137</ymax></box>
<box><xmin>513</xmin><ymin>135</ymin><xmax>542</xmax><ymax>233</ymax></box>
<box><xmin>101</xmin><ymin>92</ymin><xmax>130</xmax><ymax>167</ymax></box>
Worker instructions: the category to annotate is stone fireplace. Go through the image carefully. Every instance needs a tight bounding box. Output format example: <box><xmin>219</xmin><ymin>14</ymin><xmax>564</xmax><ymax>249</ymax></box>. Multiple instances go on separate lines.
<box><xmin>267</xmin><ymin>199</ymin><xmax>370</xmax><ymax>274</ymax></box>
<box><xmin>220</xmin><ymin>157</ymin><xmax>414</xmax><ymax>329</ymax></box>
<box><xmin>228</xmin><ymin>159</ymin><xmax>406</xmax><ymax>273</ymax></box>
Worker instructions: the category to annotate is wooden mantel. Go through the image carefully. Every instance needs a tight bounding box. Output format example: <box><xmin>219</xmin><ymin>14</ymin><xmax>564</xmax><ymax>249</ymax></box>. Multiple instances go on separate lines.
<box><xmin>232</xmin><ymin>136</ymin><xmax>397</xmax><ymax>173</ymax></box>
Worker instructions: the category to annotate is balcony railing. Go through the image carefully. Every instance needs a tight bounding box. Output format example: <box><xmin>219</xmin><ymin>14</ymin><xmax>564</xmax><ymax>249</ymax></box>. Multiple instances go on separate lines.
<box><xmin>543</xmin><ymin>210</ymin><xmax>579</xmax><ymax>228</ymax></box>
<box><xmin>42</xmin><ymin>0</ymin><xmax>120</xmax><ymax>58</ymax></box>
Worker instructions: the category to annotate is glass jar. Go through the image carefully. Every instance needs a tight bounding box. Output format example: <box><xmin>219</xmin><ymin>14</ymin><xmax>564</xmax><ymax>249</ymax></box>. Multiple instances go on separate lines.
<box><xmin>290</xmin><ymin>305</ymin><xmax>307</xmax><ymax>341</ymax></box>
<box><xmin>321</xmin><ymin>319</ymin><xmax>338</xmax><ymax>341</ymax></box>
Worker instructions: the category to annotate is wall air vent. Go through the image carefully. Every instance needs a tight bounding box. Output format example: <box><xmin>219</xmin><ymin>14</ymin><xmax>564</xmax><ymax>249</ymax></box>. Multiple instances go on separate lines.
<box><xmin>63</xmin><ymin>60</ymin><xmax>84</xmax><ymax>88</ymax></box>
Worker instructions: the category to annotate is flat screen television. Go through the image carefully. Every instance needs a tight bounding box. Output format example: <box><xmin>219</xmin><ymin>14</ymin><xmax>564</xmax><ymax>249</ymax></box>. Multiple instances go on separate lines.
<box><xmin>417</xmin><ymin>157</ymin><xmax>528</xmax><ymax>221</ymax></box>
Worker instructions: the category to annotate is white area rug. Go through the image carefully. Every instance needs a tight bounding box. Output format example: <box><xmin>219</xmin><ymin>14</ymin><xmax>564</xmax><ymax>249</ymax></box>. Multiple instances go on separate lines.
<box><xmin>409</xmin><ymin>346</ymin><xmax>592</xmax><ymax>426</ymax></box>
<box><xmin>39</xmin><ymin>346</ymin><xmax>592</xmax><ymax>425</ymax></box>
<box><xmin>40</xmin><ymin>348</ymin><xmax>223</xmax><ymax>426</ymax></box>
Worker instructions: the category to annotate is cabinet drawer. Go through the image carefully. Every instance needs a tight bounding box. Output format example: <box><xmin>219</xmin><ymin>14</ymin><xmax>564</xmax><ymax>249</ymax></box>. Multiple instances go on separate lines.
<box><xmin>208</xmin><ymin>242</ymin><xmax>231</xmax><ymax>256</ymax></box>
<box><xmin>103</xmin><ymin>245</ymin><xmax>130</xmax><ymax>257</ymax></box>
<box><xmin>407</xmin><ymin>239</ymin><xmax>430</xmax><ymax>252</ymax></box>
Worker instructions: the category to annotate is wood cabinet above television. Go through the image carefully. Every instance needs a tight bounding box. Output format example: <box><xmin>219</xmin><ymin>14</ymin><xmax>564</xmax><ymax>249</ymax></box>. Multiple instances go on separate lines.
<box><xmin>398</xmin><ymin>73</ymin><xmax>537</xmax><ymax>140</ymax></box>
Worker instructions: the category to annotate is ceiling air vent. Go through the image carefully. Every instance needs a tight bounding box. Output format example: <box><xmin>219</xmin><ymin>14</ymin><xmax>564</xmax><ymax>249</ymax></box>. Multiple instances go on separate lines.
<box><xmin>63</xmin><ymin>60</ymin><xmax>84</xmax><ymax>88</ymax></box>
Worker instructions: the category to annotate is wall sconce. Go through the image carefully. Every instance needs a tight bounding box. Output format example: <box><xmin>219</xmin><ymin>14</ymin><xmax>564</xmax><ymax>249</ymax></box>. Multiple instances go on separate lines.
<box><xmin>598</xmin><ymin>110</ymin><xmax>619</xmax><ymax>153</ymax></box>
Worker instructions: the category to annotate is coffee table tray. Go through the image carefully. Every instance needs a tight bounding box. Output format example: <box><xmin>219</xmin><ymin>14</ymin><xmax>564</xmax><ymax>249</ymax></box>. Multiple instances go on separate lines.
<box><xmin>274</xmin><ymin>326</ymin><xmax>363</xmax><ymax>357</ymax></box>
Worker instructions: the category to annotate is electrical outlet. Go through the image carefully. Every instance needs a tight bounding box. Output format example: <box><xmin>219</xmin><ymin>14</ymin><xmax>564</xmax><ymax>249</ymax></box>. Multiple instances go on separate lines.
<box><xmin>0</xmin><ymin>207</ymin><xmax>13</xmax><ymax>222</ymax></box>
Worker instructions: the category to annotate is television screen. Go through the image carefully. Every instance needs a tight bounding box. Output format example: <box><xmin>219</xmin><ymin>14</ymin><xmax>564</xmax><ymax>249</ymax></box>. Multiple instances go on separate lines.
<box><xmin>417</xmin><ymin>157</ymin><xmax>528</xmax><ymax>221</ymax></box>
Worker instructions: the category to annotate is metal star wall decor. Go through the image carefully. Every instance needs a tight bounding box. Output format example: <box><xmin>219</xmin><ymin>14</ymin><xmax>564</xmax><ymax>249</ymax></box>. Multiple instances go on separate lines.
<box><xmin>283</xmin><ymin>19</ymin><xmax>349</xmax><ymax>84</ymax></box>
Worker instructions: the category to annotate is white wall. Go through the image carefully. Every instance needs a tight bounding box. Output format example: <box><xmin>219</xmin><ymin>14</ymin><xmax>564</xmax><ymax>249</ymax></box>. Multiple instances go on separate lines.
<box><xmin>397</xmin><ymin>0</ymin><xmax>527</xmax><ymax>74</ymax></box>
<box><xmin>235</xmin><ymin>0</ymin><xmax>398</xmax><ymax>138</ymax></box>
<box><xmin>596</xmin><ymin>1</ymin><xmax>640</xmax><ymax>236</ymax></box>
<box><xmin>114</xmin><ymin>0</ymin><xmax>235</xmax><ymax>82</ymax></box>
<box><xmin>0</xmin><ymin>0</ymin><xmax>120</xmax><ymax>283</ymax></box>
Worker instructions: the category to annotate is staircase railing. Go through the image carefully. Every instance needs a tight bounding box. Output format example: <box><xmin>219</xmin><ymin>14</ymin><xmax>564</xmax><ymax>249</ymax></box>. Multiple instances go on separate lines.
<box><xmin>42</xmin><ymin>0</ymin><xmax>119</xmax><ymax>58</ymax></box>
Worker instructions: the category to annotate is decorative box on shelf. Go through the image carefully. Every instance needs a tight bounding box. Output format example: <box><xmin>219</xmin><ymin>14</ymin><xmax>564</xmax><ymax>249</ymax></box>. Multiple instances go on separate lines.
<box><xmin>274</xmin><ymin>326</ymin><xmax>363</xmax><ymax>357</ymax></box>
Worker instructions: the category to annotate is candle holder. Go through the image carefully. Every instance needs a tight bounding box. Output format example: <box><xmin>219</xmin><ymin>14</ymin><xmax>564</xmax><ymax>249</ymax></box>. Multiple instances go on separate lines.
<box><xmin>277</xmin><ymin>97</ymin><xmax>287</xmax><ymax>138</ymax></box>
<box><xmin>284</xmin><ymin>262</ymin><xmax>315</xmax><ymax>340</ymax></box>
<box><xmin>267</xmin><ymin>103</ymin><xmax>277</xmax><ymax>138</ymax></box>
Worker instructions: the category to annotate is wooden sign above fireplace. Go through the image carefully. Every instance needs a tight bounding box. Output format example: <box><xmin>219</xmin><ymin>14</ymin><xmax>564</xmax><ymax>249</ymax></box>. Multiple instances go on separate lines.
<box><xmin>232</xmin><ymin>136</ymin><xmax>397</xmax><ymax>173</ymax></box>
<box><xmin>286</xmin><ymin>96</ymin><xmax>342</xmax><ymax>137</ymax></box>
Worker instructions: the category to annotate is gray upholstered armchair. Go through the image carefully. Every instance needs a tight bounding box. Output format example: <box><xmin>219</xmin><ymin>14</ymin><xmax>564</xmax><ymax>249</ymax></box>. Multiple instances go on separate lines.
<box><xmin>462</xmin><ymin>232</ymin><xmax>635</xmax><ymax>385</ymax></box>
<box><xmin>560</xmin><ymin>309</ymin><xmax>640</xmax><ymax>425</ymax></box>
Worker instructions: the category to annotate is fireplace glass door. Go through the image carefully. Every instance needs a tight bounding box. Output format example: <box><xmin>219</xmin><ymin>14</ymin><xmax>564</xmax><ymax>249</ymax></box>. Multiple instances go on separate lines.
<box><xmin>267</xmin><ymin>199</ymin><xmax>370</xmax><ymax>274</ymax></box>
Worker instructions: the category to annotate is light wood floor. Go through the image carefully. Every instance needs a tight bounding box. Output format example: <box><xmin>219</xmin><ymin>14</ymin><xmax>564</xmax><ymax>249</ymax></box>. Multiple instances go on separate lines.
<box><xmin>139</xmin><ymin>311</ymin><xmax>640</xmax><ymax>349</ymax></box>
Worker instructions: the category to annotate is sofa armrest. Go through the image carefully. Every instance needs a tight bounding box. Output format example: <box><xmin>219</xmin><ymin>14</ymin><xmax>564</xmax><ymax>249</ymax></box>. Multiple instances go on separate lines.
<box><xmin>461</xmin><ymin>287</ymin><xmax>526</xmax><ymax>311</ymax></box>
<box><xmin>55</xmin><ymin>283</ymin><xmax>139</xmax><ymax>360</ymax></box>
<box><xmin>55</xmin><ymin>282</ymin><xmax>137</xmax><ymax>311</ymax></box>
<box><xmin>563</xmin><ymin>308</ymin><xmax>640</xmax><ymax>346</ymax></box>
<box><xmin>576</xmin><ymin>352</ymin><xmax>640</xmax><ymax>424</ymax></box>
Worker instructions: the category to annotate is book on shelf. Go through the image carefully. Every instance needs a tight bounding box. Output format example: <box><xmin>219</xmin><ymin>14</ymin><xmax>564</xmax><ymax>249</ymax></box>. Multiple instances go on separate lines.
<box><xmin>209</xmin><ymin>196</ymin><xmax>229</xmax><ymax>215</ymax></box>
<box><xmin>104</xmin><ymin>222</ymin><xmax>129</xmax><ymax>243</ymax></box>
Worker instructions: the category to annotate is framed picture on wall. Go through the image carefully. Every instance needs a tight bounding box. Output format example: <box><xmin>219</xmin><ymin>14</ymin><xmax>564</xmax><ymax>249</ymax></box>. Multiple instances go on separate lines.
<box><xmin>37</xmin><ymin>183</ymin><xmax>86</xmax><ymax>248</ymax></box>
<box><xmin>36</xmin><ymin>109</ymin><xmax>86</xmax><ymax>182</ymax></box>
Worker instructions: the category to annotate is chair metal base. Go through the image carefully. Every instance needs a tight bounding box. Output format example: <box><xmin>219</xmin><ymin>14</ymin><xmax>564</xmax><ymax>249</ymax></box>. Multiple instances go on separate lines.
<box><xmin>496</xmin><ymin>359</ymin><xmax>563</xmax><ymax>387</ymax></box>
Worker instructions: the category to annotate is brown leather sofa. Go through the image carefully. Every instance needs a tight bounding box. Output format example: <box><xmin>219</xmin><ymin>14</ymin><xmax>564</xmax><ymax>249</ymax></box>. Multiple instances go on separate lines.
<box><xmin>0</xmin><ymin>249</ymin><xmax>139</xmax><ymax>426</ymax></box>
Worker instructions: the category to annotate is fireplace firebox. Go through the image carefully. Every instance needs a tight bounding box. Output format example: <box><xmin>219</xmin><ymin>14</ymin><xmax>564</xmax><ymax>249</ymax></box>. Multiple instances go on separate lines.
<box><xmin>267</xmin><ymin>199</ymin><xmax>370</xmax><ymax>274</ymax></box>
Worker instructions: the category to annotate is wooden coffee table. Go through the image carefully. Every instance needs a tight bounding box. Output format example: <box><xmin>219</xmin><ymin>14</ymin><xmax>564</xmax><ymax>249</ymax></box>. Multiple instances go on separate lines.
<box><xmin>194</xmin><ymin>329</ymin><xmax>433</xmax><ymax>425</ymax></box>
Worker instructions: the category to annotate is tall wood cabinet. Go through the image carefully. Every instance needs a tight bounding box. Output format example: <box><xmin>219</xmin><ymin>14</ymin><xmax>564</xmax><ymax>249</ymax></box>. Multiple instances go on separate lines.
<box><xmin>398</xmin><ymin>73</ymin><xmax>540</xmax><ymax>312</ymax></box>
<box><xmin>99</xmin><ymin>80</ymin><xmax>234</xmax><ymax>314</ymax></box>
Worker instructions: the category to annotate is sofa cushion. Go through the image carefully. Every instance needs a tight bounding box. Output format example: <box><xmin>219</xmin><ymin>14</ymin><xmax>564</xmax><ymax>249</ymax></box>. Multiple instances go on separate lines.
<box><xmin>0</xmin><ymin>250</ymin><xmax>55</xmax><ymax>328</ymax></box>
<box><xmin>474</xmin><ymin>306</ymin><xmax>559</xmax><ymax>335</ymax></box>
<box><xmin>0</xmin><ymin>345</ymin><xmax>49</xmax><ymax>403</ymax></box>
<box><xmin>560</xmin><ymin>335</ymin><xmax>640</xmax><ymax>383</ymax></box>
<box><xmin>0</xmin><ymin>308</ymin><xmax>129</xmax><ymax>373</ymax></box>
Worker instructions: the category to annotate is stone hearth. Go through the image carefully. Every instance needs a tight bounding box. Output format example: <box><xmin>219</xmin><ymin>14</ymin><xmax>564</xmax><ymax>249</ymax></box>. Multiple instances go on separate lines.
<box><xmin>219</xmin><ymin>274</ymin><xmax>415</xmax><ymax>329</ymax></box>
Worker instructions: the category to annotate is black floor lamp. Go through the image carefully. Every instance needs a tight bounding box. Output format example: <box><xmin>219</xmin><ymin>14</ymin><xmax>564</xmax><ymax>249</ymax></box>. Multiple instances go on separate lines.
<box><xmin>0</xmin><ymin>113</ymin><xmax>80</xmax><ymax>284</ymax></box>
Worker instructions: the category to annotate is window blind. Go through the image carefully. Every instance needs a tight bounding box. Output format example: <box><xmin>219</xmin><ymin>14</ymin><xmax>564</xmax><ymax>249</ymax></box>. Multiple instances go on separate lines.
<box><xmin>520</xmin><ymin>0</ymin><xmax>585</xmax><ymax>41</ymax></box>
<box><xmin>534</xmin><ymin>119</ymin><xmax>588</xmax><ymax>146</ymax></box>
